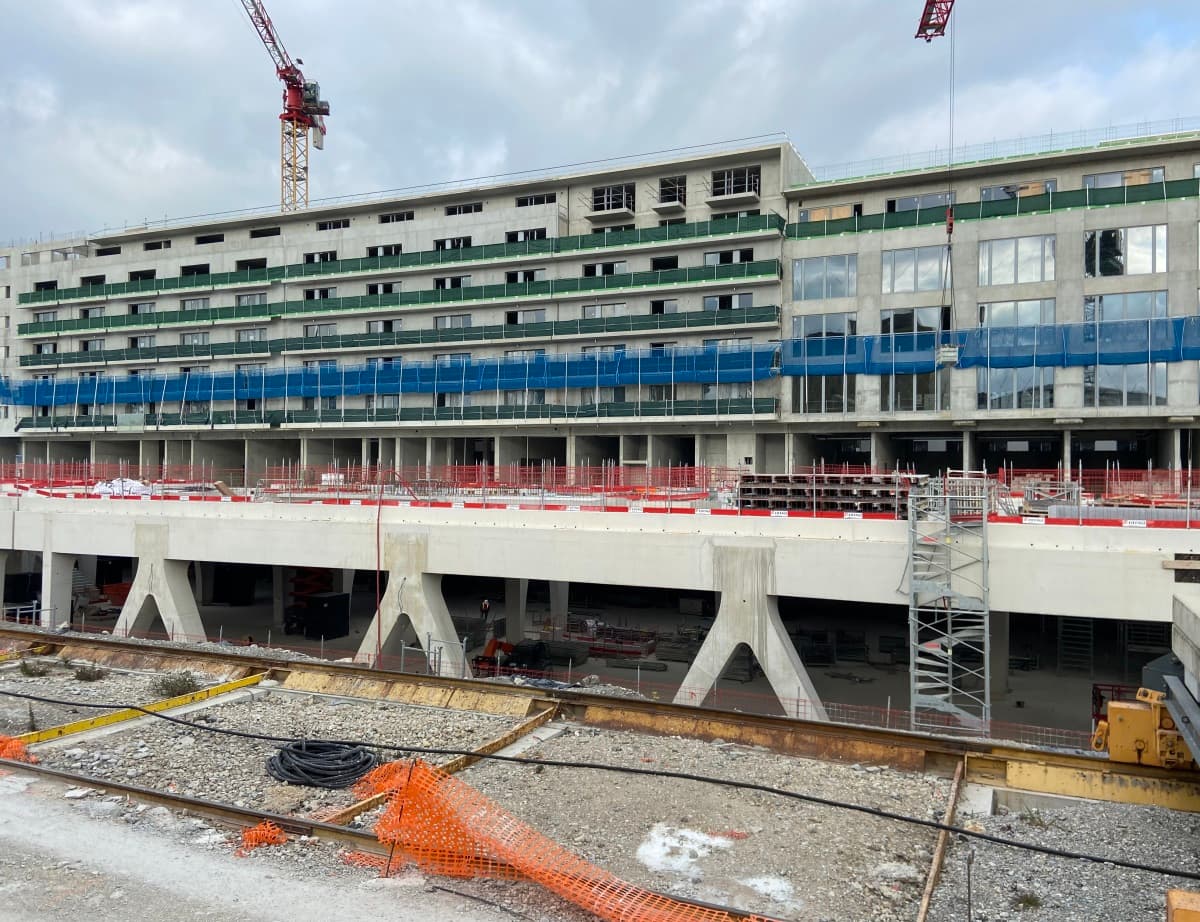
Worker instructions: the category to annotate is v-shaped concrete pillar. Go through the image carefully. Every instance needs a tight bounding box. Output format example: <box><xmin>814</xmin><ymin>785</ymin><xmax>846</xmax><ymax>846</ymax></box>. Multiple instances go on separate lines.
<box><xmin>358</xmin><ymin>531</ymin><xmax>468</xmax><ymax>678</ymax></box>
<box><xmin>674</xmin><ymin>543</ymin><xmax>827</xmax><ymax>720</ymax></box>
<box><xmin>114</xmin><ymin>526</ymin><xmax>205</xmax><ymax>642</ymax></box>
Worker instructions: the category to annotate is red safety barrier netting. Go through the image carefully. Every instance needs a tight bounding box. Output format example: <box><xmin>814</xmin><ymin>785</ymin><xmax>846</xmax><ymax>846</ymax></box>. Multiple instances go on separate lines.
<box><xmin>236</xmin><ymin>820</ymin><xmax>288</xmax><ymax>856</ymax></box>
<box><xmin>355</xmin><ymin>759</ymin><xmax>781</xmax><ymax>922</ymax></box>
<box><xmin>0</xmin><ymin>736</ymin><xmax>37</xmax><ymax>763</ymax></box>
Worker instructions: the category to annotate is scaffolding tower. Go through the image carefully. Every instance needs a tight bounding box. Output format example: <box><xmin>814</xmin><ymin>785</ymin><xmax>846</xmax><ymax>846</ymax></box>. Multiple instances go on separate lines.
<box><xmin>908</xmin><ymin>471</ymin><xmax>995</xmax><ymax>733</ymax></box>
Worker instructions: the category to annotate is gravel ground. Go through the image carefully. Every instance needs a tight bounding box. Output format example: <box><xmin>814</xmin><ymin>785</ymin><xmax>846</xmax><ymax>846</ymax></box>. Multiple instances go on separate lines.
<box><xmin>459</xmin><ymin>724</ymin><xmax>952</xmax><ymax>921</ymax></box>
<box><xmin>928</xmin><ymin>799</ymin><xmax>1200</xmax><ymax>922</ymax></box>
<box><xmin>34</xmin><ymin>690</ymin><xmax>520</xmax><ymax>818</ymax></box>
<box><xmin>0</xmin><ymin>770</ymin><xmax>586</xmax><ymax>921</ymax></box>
<box><xmin>0</xmin><ymin>662</ymin><xmax>182</xmax><ymax>737</ymax></box>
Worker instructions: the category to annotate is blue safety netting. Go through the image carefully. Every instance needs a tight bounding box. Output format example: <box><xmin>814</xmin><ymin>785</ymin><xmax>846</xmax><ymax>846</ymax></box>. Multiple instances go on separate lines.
<box><xmin>8</xmin><ymin>343</ymin><xmax>778</xmax><ymax>408</ymax></box>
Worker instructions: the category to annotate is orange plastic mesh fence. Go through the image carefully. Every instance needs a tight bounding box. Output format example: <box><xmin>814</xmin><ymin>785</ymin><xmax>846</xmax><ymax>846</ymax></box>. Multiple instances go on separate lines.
<box><xmin>0</xmin><ymin>736</ymin><xmax>37</xmax><ymax>763</ymax></box>
<box><xmin>237</xmin><ymin>820</ymin><xmax>288</xmax><ymax>854</ymax></box>
<box><xmin>359</xmin><ymin>759</ymin><xmax>780</xmax><ymax>922</ymax></box>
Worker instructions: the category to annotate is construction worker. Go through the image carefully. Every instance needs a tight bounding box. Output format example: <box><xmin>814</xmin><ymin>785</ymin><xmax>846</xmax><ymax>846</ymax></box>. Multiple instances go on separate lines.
<box><xmin>480</xmin><ymin>598</ymin><xmax>491</xmax><ymax>623</ymax></box>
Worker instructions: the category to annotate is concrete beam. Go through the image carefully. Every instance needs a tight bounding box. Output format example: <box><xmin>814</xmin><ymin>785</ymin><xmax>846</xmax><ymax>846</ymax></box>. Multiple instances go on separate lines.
<box><xmin>674</xmin><ymin>543</ymin><xmax>826</xmax><ymax>719</ymax></box>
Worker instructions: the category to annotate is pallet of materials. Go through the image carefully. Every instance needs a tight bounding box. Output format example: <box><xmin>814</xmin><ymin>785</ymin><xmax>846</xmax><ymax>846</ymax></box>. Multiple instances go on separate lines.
<box><xmin>562</xmin><ymin>620</ymin><xmax>657</xmax><ymax>657</ymax></box>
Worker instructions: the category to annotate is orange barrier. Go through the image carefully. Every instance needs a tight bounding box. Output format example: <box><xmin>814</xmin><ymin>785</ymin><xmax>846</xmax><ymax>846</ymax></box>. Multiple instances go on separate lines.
<box><xmin>236</xmin><ymin>820</ymin><xmax>288</xmax><ymax>855</ymax></box>
<box><xmin>0</xmin><ymin>736</ymin><xmax>37</xmax><ymax>763</ymax></box>
<box><xmin>356</xmin><ymin>759</ymin><xmax>781</xmax><ymax>922</ymax></box>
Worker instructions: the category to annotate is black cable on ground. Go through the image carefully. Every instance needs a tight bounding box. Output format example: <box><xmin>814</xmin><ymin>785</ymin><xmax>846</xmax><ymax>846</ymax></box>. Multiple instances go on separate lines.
<box><xmin>2</xmin><ymin>686</ymin><xmax>1198</xmax><ymax>883</ymax></box>
<box><xmin>265</xmin><ymin>739</ymin><xmax>378</xmax><ymax>788</ymax></box>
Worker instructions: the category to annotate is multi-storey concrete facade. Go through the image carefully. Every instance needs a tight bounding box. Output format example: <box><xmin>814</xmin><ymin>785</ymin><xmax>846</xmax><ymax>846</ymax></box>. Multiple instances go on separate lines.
<box><xmin>2</xmin><ymin>131</ymin><xmax>1199</xmax><ymax>479</ymax></box>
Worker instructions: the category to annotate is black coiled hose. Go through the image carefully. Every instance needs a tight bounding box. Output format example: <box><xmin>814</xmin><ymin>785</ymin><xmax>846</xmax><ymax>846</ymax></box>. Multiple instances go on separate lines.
<box><xmin>266</xmin><ymin>739</ymin><xmax>379</xmax><ymax>788</ymax></box>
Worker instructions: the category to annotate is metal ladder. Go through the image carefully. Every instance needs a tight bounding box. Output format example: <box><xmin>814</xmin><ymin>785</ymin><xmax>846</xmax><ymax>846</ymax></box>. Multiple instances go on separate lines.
<box><xmin>908</xmin><ymin>471</ymin><xmax>994</xmax><ymax>733</ymax></box>
<box><xmin>1057</xmin><ymin>617</ymin><xmax>1094</xmax><ymax>674</ymax></box>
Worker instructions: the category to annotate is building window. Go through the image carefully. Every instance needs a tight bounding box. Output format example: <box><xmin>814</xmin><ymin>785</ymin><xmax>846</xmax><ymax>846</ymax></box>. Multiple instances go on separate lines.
<box><xmin>704</xmin><ymin>248</ymin><xmax>754</xmax><ymax>266</ymax></box>
<box><xmin>128</xmin><ymin>269</ymin><xmax>155</xmax><ymax>282</ymax></box>
<box><xmin>976</xmin><ymin>300</ymin><xmax>1055</xmax><ymax>410</ymax></box>
<box><xmin>434</xmin><ymin>236</ymin><xmax>472</xmax><ymax>251</ymax></box>
<box><xmin>505</xmin><ymin>228</ymin><xmax>547</xmax><ymax>243</ymax></box>
<box><xmin>143</xmin><ymin>239</ymin><xmax>172</xmax><ymax>250</ymax></box>
<box><xmin>659</xmin><ymin>175</ymin><xmax>686</xmax><ymax>205</ymax></box>
<box><xmin>249</xmin><ymin>226</ymin><xmax>281</xmax><ymax>238</ymax></box>
<box><xmin>591</xmin><ymin>183</ymin><xmax>634</xmax><ymax>212</ymax></box>
<box><xmin>303</xmin><ymin>250</ymin><xmax>337</xmax><ymax>264</ymax></box>
<box><xmin>302</xmin><ymin>396</ymin><xmax>340</xmax><ymax>411</ymax></box>
<box><xmin>34</xmin><ymin>310</ymin><xmax>57</xmax><ymax>323</ymax></box>
<box><xmin>79</xmin><ymin>274</ymin><xmax>105</xmax><ymax>287</ymax></box>
<box><xmin>978</xmin><ymin>235</ymin><xmax>1056</xmax><ymax>285</ymax></box>
<box><xmin>379</xmin><ymin>211</ymin><xmax>414</xmax><ymax>223</ymax></box>
<box><xmin>647</xmin><ymin>384</ymin><xmax>676</xmax><ymax>402</ymax></box>
<box><xmin>577</xmin><ymin>386</ymin><xmax>626</xmax><ymax>405</ymax></box>
<box><xmin>505</xmin><ymin>268</ymin><xmax>546</xmax><ymax>284</ymax></box>
<box><xmin>880</xmin><ymin>308</ymin><xmax>949</xmax><ymax>412</ymax></box>
<box><xmin>650</xmin><ymin>298</ymin><xmax>678</xmax><ymax>315</ymax></box>
<box><xmin>797</xmin><ymin>203</ymin><xmax>862</xmax><ymax>222</ymax></box>
<box><xmin>316</xmin><ymin>218</ymin><xmax>349</xmax><ymax>231</ymax></box>
<box><xmin>515</xmin><ymin>192</ymin><xmax>555</xmax><ymax>207</ymax></box>
<box><xmin>435</xmin><ymin>352</ymin><xmax>470</xmax><ymax>364</ymax></box>
<box><xmin>701</xmin><ymin>382</ymin><xmax>753</xmax><ymax>400</ymax></box>
<box><xmin>650</xmin><ymin>255</ymin><xmax>679</xmax><ymax>272</ymax></box>
<box><xmin>236</xmin><ymin>292</ymin><xmax>268</xmax><ymax>307</ymax></box>
<box><xmin>1084</xmin><ymin>167</ymin><xmax>1164</xmax><ymax>188</ymax></box>
<box><xmin>80</xmin><ymin>338</ymin><xmax>104</xmax><ymax>353</ymax></box>
<box><xmin>366</xmin><ymin>394</ymin><xmax>400</xmax><ymax>411</ymax></box>
<box><xmin>303</xmin><ymin>287</ymin><xmax>336</xmax><ymax>300</ymax></box>
<box><xmin>129</xmin><ymin>335</ymin><xmax>155</xmax><ymax>349</ymax></box>
<box><xmin>366</xmin><ymin>319</ymin><xmax>399</xmax><ymax>334</ymax></box>
<box><xmin>711</xmin><ymin>165</ymin><xmax>760</xmax><ymax>197</ymax></box>
<box><xmin>1082</xmin><ymin>291</ymin><xmax>1169</xmax><ymax>408</ymax></box>
<box><xmin>181</xmin><ymin>263</ymin><xmax>209</xmax><ymax>276</ymax></box>
<box><xmin>581</xmin><ymin>302</ymin><xmax>627</xmax><ymax>319</ymax></box>
<box><xmin>34</xmin><ymin>280</ymin><xmax>58</xmax><ymax>291</ymax></box>
<box><xmin>434</xmin><ymin>314</ymin><xmax>471</xmax><ymax>330</ymax></box>
<box><xmin>505</xmin><ymin>348</ymin><xmax>545</xmax><ymax>360</ymax></box>
<box><xmin>980</xmin><ymin>179</ymin><xmax>1056</xmax><ymax>201</ymax></box>
<box><xmin>367</xmin><ymin>282</ymin><xmax>398</xmax><ymax>296</ymax></box>
<box><xmin>581</xmin><ymin>344</ymin><xmax>625</xmax><ymax>355</ymax></box>
<box><xmin>367</xmin><ymin>244</ymin><xmax>402</xmax><ymax>258</ymax></box>
<box><xmin>180</xmin><ymin>332</ymin><xmax>209</xmax><ymax>347</ymax></box>
<box><xmin>703</xmin><ymin>293</ymin><xmax>753</xmax><ymax>311</ymax></box>
<box><xmin>445</xmin><ymin>202</ymin><xmax>483</xmax><ymax>216</ymax></box>
<box><xmin>129</xmin><ymin>301</ymin><xmax>155</xmax><ymax>315</ymax></box>
<box><xmin>712</xmin><ymin>209</ymin><xmax>760</xmax><ymax>221</ymax></box>
<box><xmin>792</xmin><ymin>313</ymin><xmax>857</xmax><ymax>413</ymax></box>
<box><xmin>582</xmin><ymin>261</ymin><xmax>626</xmax><ymax>277</ymax></box>
<box><xmin>304</xmin><ymin>322</ymin><xmax>336</xmax><ymax>338</ymax></box>
<box><xmin>93</xmin><ymin>245</ymin><xmax>121</xmax><ymax>257</ymax></box>
<box><xmin>434</xmin><ymin>275</ymin><xmax>471</xmax><ymax>290</ymax></box>
<box><xmin>504</xmin><ymin>308</ymin><xmax>546</xmax><ymax>325</ymax></box>
<box><xmin>195</xmin><ymin>233</ymin><xmax>223</xmax><ymax>245</ymax></box>
<box><xmin>1084</xmin><ymin>225</ymin><xmax>1167</xmax><ymax>277</ymax></box>
<box><xmin>79</xmin><ymin>306</ymin><xmax>103</xmax><ymax>320</ymax></box>
<box><xmin>659</xmin><ymin>218</ymin><xmax>685</xmax><ymax>227</ymax></box>
<box><xmin>793</xmin><ymin>255</ymin><xmax>857</xmax><ymax>300</ymax></box>
<box><xmin>181</xmin><ymin>297</ymin><xmax>210</xmax><ymax>311</ymax></box>
<box><xmin>503</xmin><ymin>389</ymin><xmax>546</xmax><ymax>406</ymax></box>
<box><xmin>235</xmin><ymin>258</ymin><xmax>267</xmax><ymax>272</ymax></box>
<box><xmin>887</xmin><ymin>190</ymin><xmax>954</xmax><ymax>213</ymax></box>
<box><xmin>881</xmin><ymin>245</ymin><xmax>951</xmax><ymax>294</ymax></box>
<box><xmin>236</xmin><ymin>328</ymin><xmax>267</xmax><ymax>343</ymax></box>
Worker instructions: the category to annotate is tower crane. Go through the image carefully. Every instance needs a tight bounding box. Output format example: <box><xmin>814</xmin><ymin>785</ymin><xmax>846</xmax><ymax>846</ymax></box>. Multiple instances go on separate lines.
<box><xmin>915</xmin><ymin>0</ymin><xmax>956</xmax><ymax>41</ymax></box>
<box><xmin>238</xmin><ymin>0</ymin><xmax>330</xmax><ymax>212</ymax></box>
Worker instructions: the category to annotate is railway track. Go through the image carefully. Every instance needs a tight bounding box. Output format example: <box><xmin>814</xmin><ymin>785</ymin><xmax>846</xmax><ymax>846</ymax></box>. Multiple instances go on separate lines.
<box><xmin>2</xmin><ymin>625</ymin><xmax>1199</xmax><ymax>812</ymax></box>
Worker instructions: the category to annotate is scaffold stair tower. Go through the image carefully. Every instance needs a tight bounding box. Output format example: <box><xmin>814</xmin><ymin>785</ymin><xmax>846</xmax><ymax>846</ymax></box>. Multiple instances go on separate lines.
<box><xmin>908</xmin><ymin>471</ymin><xmax>994</xmax><ymax>732</ymax></box>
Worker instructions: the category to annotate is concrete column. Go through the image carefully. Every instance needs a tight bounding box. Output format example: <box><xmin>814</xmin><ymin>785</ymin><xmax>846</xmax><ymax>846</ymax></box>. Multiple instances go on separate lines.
<box><xmin>871</xmin><ymin>431</ymin><xmax>895</xmax><ymax>471</ymax></box>
<box><xmin>1062</xmin><ymin>430</ymin><xmax>1073</xmax><ymax>476</ymax></box>
<box><xmin>548</xmin><ymin>580</ymin><xmax>569</xmax><ymax>631</ymax></box>
<box><xmin>40</xmin><ymin>552</ymin><xmax>76</xmax><ymax>628</ymax></box>
<box><xmin>76</xmin><ymin>554</ymin><xmax>98</xmax><ymax>588</ymax></box>
<box><xmin>1159</xmin><ymin>428</ymin><xmax>1182</xmax><ymax>470</ymax></box>
<box><xmin>961</xmin><ymin>430</ymin><xmax>976</xmax><ymax>472</ymax></box>
<box><xmin>113</xmin><ymin>525</ymin><xmax>206</xmax><ymax>642</ymax></box>
<box><xmin>340</xmin><ymin>568</ymin><xmax>355</xmax><ymax>603</ymax></box>
<box><xmin>357</xmin><ymin>531</ymin><xmax>468</xmax><ymax>677</ymax></box>
<box><xmin>0</xmin><ymin>550</ymin><xmax>8</xmax><ymax>615</ymax></box>
<box><xmin>192</xmin><ymin>562</ymin><xmax>215</xmax><ymax>605</ymax></box>
<box><xmin>272</xmin><ymin>565</ymin><xmax>288</xmax><ymax>627</ymax></box>
<box><xmin>792</xmin><ymin>434</ymin><xmax>816</xmax><ymax>469</ymax></box>
<box><xmin>504</xmin><ymin>577</ymin><xmax>529</xmax><ymax>642</ymax></box>
<box><xmin>989</xmin><ymin>609</ymin><xmax>1010</xmax><ymax>698</ymax></box>
<box><xmin>674</xmin><ymin>543</ymin><xmax>826</xmax><ymax>719</ymax></box>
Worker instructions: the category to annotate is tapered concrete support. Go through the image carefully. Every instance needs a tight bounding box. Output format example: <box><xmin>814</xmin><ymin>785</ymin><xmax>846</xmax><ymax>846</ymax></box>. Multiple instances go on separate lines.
<box><xmin>990</xmin><ymin>610</ymin><xmax>1010</xmax><ymax>697</ymax></box>
<box><xmin>0</xmin><ymin>550</ymin><xmax>8</xmax><ymax>614</ymax></box>
<box><xmin>548</xmin><ymin>580</ymin><xmax>569</xmax><ymax>629</ymax></box>
<box><xmin>192</xmin><ymin>562</ymin><xmax>215</xmax><ymax>605</ymax></box>
<box><xmin>674</xmin><ymin>544</ymin><xmax>826</xmax><ymax>719</ymax></box>
<box><xmin>358</xmin><ymin>531</ymin><xmax>468</xmax><ymax>678</ymax></box>
<box><xmin>40</xmin><ymin>552</ymin><xmax>76</xmax><ymax>628</ymax></box>
<box><xmin>113</xmin><ymin>526</ymin><xmax>206</xmax><ymax>641</ymax></box>
<box><xmin>340</xmin><ymin>569</ymin><xmax>355</xmax><ymax>597</ymax></box>
<box><xmin>272</xmin><ymin>566</ymin><xmax>288</xmax><ymax>627</ymax></box>
<box><xmin>504</xmin><ymin>578</ymin><xmax>529</xmax><ymax>642</ymax></box>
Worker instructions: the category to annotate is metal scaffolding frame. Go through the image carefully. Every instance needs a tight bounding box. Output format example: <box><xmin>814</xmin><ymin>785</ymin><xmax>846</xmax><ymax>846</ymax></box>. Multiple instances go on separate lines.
<box><xmin>908</xmin><ymin>471</ymin><xmax>994</xmax><ymax>732</ymax></box>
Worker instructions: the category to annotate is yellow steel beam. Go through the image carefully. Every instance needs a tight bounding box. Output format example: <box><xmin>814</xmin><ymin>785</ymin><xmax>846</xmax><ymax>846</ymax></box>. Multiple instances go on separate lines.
<box><xmin>0</xmin><ymin>645</ymin><xmax>49</xmax><ymax>664</ymax></box>
<box><xmin>18</xmin><ymin>673</ymin><xmax>266</xmax><ymax>745</ymax></box>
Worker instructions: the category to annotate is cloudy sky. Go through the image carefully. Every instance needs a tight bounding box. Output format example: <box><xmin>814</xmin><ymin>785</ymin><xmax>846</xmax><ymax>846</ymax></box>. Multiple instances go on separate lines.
<box><xmin>2</xmin><ymin>0</ymin><xmax>1197</xmax><ymax>243</ymax></box>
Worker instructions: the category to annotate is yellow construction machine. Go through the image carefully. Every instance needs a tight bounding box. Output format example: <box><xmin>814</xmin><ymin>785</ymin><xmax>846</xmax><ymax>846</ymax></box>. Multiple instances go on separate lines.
<box><xmin>1092</xmin><ymin>687</ymin><xmax>1197</xmax><ymax>769</ymax></box>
